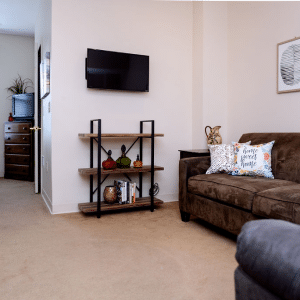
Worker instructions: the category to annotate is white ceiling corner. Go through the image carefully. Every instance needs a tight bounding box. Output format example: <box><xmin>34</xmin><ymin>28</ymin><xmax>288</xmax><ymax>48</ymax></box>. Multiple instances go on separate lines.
<box><xmin>0</xmin><ymin>0</ymin><xmax>40</xmax><ymax>37</ymax></box>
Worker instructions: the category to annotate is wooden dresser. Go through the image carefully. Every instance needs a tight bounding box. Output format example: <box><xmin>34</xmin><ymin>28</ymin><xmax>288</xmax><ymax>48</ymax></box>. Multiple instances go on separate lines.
<box><xmin>4</xmin><ymin>121</ymin><xmax>34</xmax><ymax>181</ymax></box>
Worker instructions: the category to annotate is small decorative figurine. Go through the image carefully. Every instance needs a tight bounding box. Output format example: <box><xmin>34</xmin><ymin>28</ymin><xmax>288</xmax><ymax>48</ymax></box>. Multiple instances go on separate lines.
<box><xmin>8</xmin><ymin>113</ymin><xmax>14</xmax><ymax>122</ymax></box>
<box><xmin>133</xmin><ymin>154</ymin><xmax>143</xmax><ymax>168</ymax></box>
<box><xmin>102</xmin><ymin>150</ymin><xmax>117</xmax><ymax>170</ymax></box>
<box><xmin>116</xmin><ymin>145</ymin><xmax>131</xmax><ymax>169</ymax></box>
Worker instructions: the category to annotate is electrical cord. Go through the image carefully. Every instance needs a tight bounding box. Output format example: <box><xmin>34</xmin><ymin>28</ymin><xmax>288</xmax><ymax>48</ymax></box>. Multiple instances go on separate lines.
<box><xmin>149</xmin><ymin>183</ymin><xmax>159</xmax><ymax>196</ymax></box>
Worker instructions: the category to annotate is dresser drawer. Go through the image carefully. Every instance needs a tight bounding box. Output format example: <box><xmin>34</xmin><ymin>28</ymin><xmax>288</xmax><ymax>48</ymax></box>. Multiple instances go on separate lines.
<box><xmin>5</xmin><ymin>144</ymin><xmax>31</xmax><ymax>154</ymax></box>
<box><xmin>5</xmin><ymin>133</ymin><xmax>31</xmax><ymax>144</ymax></box>
<box><xmin>4</xmin><ymin>122</ymin><xmax>31</xmax><ymax>133</ymax></box>
<box><xmin>5</xmin><ymin>164</ymin><xmax>30</xmax><ymax>175</ymax></box>
<box><xmin>4</xmin><ymin>121</ymin><xmax>33</xmax><ymax>182</ymax></box>
<box><xmin>5</xmin><ymin>154</ymin><xmax>30</xmax><ymax>165</ymax></box>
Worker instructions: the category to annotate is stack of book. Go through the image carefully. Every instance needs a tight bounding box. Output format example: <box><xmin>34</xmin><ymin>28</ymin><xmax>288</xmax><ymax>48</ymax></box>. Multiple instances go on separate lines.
<box><xmin>114</xmin><ymin>180</ymin><xmax>136</xmax><ymax>204</ymax></box>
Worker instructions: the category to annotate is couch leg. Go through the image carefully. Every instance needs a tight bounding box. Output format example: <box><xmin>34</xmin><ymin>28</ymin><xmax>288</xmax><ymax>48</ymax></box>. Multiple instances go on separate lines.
<box><xmin>180</xmin><ymin>210</ymin><xmax>190</xmax><ymax>222</ymax></box>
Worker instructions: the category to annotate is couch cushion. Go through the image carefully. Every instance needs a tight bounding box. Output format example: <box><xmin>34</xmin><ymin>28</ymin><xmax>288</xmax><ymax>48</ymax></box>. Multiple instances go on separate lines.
<box><xmin>188</xmin><ymin>174</ymin><xmax>296</xmax><ymax>211</ymax></box>
<box><xmin>253</xmin><ymin>185</ymin><xmax>300</xmax><ymax>223</ymax></box>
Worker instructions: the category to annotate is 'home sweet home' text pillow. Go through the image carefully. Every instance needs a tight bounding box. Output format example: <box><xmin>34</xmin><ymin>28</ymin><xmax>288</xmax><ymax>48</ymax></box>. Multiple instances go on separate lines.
<box><xmin>231</xmin><ymin>141</ymin><xmax>275</xmax><ymax>178</ymax></box>
<box><xmin>206</xmin><ymin>142</ymin><xmax>251</xmax><ymax>174</ymax></box>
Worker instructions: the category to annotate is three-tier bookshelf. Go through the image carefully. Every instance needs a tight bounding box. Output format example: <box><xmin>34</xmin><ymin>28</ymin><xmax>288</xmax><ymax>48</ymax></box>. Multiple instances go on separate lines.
<box><xmin>78</xmin><ymin>119</ymin><xmax>164</xmax><ymax>218</ymax></box>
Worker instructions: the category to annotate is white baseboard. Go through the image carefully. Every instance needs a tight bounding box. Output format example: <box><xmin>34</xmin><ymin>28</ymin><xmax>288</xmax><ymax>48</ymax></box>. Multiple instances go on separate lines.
<box><xmin>157</xmin><ymin>193</ymin><xmax>178</xmax><ymax>203</ymax></box>
<box><xmin>42</xmin><ymin>188</ymin><xmax>52</xmax><ymax>214</ymax></box>
<box><xmin>52</xmin><ymin>203</ymin><xmax>80</xmax><ymax>215</ymax></box>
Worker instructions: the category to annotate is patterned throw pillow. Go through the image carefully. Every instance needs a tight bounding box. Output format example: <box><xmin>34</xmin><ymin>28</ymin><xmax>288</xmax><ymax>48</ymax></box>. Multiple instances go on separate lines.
<box><xmin>231</xmin><ymin>141</ymin><xmax>275</xmax><ymax>178</ymax></box>
<box><xmin>206</xmin><ymin>142</ymin><xmax>251</xmax><ymax>174</ymax></box>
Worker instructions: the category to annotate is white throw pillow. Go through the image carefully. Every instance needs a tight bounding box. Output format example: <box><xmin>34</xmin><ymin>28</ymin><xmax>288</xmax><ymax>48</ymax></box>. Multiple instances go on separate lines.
<box><xmin>231</xmin><ymin>141</ymin><xmax>275</xmax><ymax>178</ymax></box>
<box><xmin>206</xmin><ymin>141</ymin><xmax>251</xmax><ymax>174</ymax></box>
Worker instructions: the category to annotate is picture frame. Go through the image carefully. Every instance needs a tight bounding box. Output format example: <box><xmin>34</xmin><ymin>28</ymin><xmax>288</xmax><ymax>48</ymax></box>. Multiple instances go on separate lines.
<box><xmin>40</xmin><ymin>51</ymin><xmax>50</xmax><ymax>99</ymax></box>
<box><xmin>277</xmin><ymin>37</ymin><xmax>300</xmax><ymax>94</ymax></box>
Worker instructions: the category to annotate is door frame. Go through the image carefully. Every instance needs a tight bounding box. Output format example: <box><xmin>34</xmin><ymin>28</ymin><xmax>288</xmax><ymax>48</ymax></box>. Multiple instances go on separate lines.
<box><xmin>34</xmin><ymin>45</ymin><xmax>42</xmax><ymax>193</ymax></box>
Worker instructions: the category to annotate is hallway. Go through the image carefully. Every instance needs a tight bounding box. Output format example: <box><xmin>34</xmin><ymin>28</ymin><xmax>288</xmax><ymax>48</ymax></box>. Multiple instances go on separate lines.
<box><xmin>0</xmin><ymin>178</ymin><xmax>48</xmax><ymax>226</ymax></box>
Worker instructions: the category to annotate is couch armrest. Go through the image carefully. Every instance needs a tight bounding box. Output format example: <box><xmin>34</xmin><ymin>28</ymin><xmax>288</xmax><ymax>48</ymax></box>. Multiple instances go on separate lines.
<box><xmin>236</xmin><ymin>219</ymin><xmax>300</xmax><ymax>300</ymax></box>
<box><xmin>179</xmin><ymin>156</ymin><xmax>210</xmax><ymax>212</ymax></box>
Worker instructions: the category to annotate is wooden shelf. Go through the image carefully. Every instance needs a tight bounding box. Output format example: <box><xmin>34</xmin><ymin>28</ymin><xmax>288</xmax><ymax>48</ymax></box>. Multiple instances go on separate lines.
<box><xmin>79</xmin><ymin>119</ymin><xmax>164</xmax><ymax>218</ymax></box>
<box><xmin>78</xmin><ymin>197</ymin><xmax>164</xmax><ymax>213</ymax></box>
<box><xmin>78</xmin><ymin>165</ymin><xmax>164</xmax><ymax>176</ymax></box>
<box><xmin>78</xmin><ymin>133</ymin><xmax>164</xmax><ymax>138</ymax></box>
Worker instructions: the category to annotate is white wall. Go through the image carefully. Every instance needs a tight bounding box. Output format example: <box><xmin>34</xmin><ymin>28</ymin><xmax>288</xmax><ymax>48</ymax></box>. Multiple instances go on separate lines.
<box><xmin>193</xmin><ymin>1</ymin><xmax>300</xmax><ymax>147</ymax></box>
<box><xmin>192</xmin><ymin>2</ymin><xmax>203</xmax><ymax>149</ymax></box>
<box><xmin>192</xmin><ymin>2</ymin><xmax>228</xmax><ymax>148</ymax></box>
<box><xmin>50</xmin><ymin>0</ymin><xmax>193</xmax><ymax>213</ymax></box>
<box><xmin>0</xmin><ymin>34</ymin><xmax>34</xmax><ymax>177</ymax></box>
<box><xmin>202</xmin><ymin>2</ymin><xmax>228</xmax><ymax>145</ymax></box>
<box><xmin>227</xmin><ymin>2</ymin><xmax>300</xmax><ymax>142</ymax></box>
<box><xmin>41</xmin><ymin>1</ymin><xmax>300</xmax><ymax>214</ymax></box>
<box><xmin>35</xmin><ymin>0</ymin><xmax>52</xmax><ymax>208</ymax></box>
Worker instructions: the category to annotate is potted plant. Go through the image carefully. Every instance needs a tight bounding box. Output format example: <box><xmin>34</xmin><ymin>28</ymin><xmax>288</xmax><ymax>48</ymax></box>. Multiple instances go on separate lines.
<box><xmin>6</xmin><ymin>74</ymin><xmax>33</xmax><ymax>99</ymax></box>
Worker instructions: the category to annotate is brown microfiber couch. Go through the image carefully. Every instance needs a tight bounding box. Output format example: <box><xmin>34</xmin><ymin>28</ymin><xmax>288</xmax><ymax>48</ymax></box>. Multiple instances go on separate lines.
<box><xmin>179</xmin><ymin>133</ymin><xmax>300</xmax><ymax>235</ymax></box>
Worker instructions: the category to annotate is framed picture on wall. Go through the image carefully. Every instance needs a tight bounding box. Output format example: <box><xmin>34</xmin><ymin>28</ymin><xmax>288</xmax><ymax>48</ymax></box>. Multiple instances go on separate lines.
<box><xmin>277</xmin><ymin>37</ymin><xmax>300</xmax><ymax>94</ymax></box>
<box><xmin>40</xmin><ymin>52</ymin><xmax>50</xmax><ymax>99</ymax></box>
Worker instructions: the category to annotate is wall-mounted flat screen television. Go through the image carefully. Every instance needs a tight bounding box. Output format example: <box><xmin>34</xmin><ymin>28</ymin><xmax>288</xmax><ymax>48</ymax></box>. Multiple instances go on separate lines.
<box><xmin>86</xmin><ymin>48</ymin><xmax>149</xmax><ymax>92</ymax></box>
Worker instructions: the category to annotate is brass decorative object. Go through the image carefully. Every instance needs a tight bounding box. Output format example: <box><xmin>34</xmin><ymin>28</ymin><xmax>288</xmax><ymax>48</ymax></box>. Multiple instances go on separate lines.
<box><xmin>103</xmin><ymin>186</ymin><xmax>117</xmax><ymax>204</ymax></box>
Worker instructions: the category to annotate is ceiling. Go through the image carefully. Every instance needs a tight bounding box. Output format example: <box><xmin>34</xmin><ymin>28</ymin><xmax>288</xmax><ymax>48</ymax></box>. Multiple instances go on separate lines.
<box><xmin>0</xmin><ymin>0</ymin><xmax>39</xmax><ymax>37</ymax></box>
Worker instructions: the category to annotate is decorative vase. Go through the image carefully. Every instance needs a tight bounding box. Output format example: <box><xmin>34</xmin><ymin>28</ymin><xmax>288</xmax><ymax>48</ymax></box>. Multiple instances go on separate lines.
<box><xmin>116</xmin><ymin>145</ymin><xmax>131</xmax><ymax>169</ymax></box>
<box><xmin>8</xmin><ymin>113</ymin><xmax>14</xmax><ymax>122</ymax></box>
<box><xmin>133</xmin><ymin>154</ymin><xmax>143</xmax><ymax>168</ymax></box>
<box><xmin>103</xmin><ymin>185</ymin><xmax>117</xmax><ymax>204</ymax></box>
<box><xmin>102</xmin><ymin>150</ymin><xmax>117</xmax><ymax>170</ymax></box>
<box><xmin>205</xmin><ymin>126</ymin><xmax>222</xmax><ymax>145</ymax></box>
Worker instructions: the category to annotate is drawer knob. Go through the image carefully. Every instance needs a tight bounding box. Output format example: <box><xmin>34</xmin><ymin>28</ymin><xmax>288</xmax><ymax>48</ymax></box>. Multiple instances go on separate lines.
<box><xmin>23</xmin><ymin>148</ymin><xmax>26</xmax><ymax>150</ymax></box>
<box><xmin>7</xmin><ymin>147</ymin><xmax>10</xmax><ymax>150</ymax></box>
<box><xmin>7</xmin><ymin>137</ymin><xmax>11</xmax><ymax>140</ymax></box>
<box><xmin>8</xmin><ymin>127</ymin><xmax>11</xmax><ymax>130</ymax></box>
<box><xmin>23</xmin><ymin>127</ymin><xmax>27</xmax><ymax>130</ymax></box>
<box><xmin>23</xmin><ymin>137</ymin><xmax>26</xmax><ymax>140</ymax></box>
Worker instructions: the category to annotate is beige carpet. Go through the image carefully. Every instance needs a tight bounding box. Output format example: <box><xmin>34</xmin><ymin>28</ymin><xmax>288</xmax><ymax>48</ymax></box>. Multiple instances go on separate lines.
<box><xmin>0</xmin><ymin>178</ymin><xmax>238</xmax><ymax>300</ymax></box>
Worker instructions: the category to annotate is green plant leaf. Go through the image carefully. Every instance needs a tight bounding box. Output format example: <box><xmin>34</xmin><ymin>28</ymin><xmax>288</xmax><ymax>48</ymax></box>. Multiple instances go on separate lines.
<box><xmin>5</xmin><ymin>74</ymin><xmax>33</xmax><ymax>99</ymax></box>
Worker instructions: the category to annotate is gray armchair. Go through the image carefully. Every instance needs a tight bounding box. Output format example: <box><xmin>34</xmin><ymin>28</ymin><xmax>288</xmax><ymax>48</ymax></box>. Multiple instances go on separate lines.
<box><xmin>235</xmin><ymin>219</ymin><xmax>300</xmax><ymax>300</ymax></box>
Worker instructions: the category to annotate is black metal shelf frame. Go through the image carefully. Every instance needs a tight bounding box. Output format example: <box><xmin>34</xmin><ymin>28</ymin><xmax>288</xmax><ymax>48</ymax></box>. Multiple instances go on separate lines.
<box><xmin>89</xmin><ymin>119</ymin><xmax>156</xmax><ymax>218</ymax></box>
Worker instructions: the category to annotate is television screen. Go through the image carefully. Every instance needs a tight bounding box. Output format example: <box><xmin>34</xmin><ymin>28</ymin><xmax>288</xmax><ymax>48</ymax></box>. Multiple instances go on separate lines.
<box><xmin>12</xmin><ymin>93</ymin><xmax>34</xmax><ymax>120</ymax></box>
<box><xmin>86</xmin><ymin>48</ymin><xmax>149</xmax><ymax>92</ymax></box>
